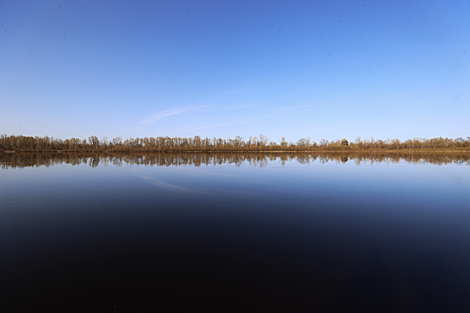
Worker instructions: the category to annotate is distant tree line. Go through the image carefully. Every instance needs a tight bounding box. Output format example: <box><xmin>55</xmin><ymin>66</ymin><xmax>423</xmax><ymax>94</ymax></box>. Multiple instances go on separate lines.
<box><xmin>1</xmin><ymin>134</ymin><xmax>470</xmax><ymax>152</ymax></box>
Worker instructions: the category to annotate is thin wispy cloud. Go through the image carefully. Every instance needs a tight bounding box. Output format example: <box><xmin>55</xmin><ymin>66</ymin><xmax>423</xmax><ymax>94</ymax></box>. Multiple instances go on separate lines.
<box><xmin>223</xmin><ymin>104</ymin><xmax>319</xmax><ymax>123</ymax></box>
<box><xmin>137</xmin><ymin>105</ymin><xmax>208</xmax><ymax>125</ymax></box>
<box><xmin>176</xmin><ymin>122</ymin><xmax>247</xmax><ymax>134</ymax></box>
<box><xmin>218</xmin><ymin>103</ymin><xmax>267</xmax><ymax>111</ymax></box>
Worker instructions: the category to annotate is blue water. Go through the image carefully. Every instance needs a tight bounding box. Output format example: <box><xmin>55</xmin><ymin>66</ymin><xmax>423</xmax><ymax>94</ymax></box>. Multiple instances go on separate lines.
<box><xmin>1</xmin><ymin>154</ymin><xmax>469</xmax><ymax>312</ymax></box>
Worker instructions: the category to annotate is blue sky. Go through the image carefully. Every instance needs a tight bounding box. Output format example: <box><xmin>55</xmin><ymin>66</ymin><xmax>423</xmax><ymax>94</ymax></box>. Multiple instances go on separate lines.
<box><xmin>1</xmin><ymin>0</ymin><xmax>469</xmax><ymax>143</ymax></box>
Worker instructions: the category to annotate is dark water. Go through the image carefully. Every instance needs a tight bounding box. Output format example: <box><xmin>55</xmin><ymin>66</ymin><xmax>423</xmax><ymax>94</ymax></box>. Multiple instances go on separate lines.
<box><xmin>1</xmin><ymin>153</ymin><xmax>470</xmax><ymax>312</ymax></box>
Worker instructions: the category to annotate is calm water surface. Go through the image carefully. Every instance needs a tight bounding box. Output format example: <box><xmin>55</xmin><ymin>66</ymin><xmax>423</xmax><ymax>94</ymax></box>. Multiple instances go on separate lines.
<box><xmin>1</xmin><ymin>153</ymin><xmax>470</xmax><ymax>312</ymax></box>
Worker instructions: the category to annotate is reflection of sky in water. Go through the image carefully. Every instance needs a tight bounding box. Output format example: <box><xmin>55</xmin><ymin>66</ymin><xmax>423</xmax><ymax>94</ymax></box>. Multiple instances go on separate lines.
<box><xmin>0</xmin><ymin>156</ymin><xmax>469</xmax><ymax>311</ymax></box>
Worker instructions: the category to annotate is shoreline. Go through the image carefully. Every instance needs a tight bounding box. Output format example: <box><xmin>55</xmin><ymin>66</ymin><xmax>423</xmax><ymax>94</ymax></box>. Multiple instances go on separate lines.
<box><xmin>2</xmin><ymin>149</ymin><xmax>470</xmax><ymax>154</ymax></box>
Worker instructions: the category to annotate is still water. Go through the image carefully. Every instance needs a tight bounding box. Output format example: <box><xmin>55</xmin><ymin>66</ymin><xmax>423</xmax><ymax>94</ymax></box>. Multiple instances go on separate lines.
<box><xmin>1</xmin><ymin>153</ymin><xmax>470</xmax><ymax>312</ymax></box>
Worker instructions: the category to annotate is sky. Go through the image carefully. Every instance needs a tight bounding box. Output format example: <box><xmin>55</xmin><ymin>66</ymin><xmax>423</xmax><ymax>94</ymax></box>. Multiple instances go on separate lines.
<box><xmin>1</xmin><ymin>0</ymin><xmax>469</xmax><ymax>143</ymax></box>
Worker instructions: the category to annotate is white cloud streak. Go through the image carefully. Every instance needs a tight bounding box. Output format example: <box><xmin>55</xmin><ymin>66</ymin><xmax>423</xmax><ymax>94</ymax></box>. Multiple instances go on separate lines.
<box><xmin>176</xmin><ymin>122</ymin><xmax>247</xmax><ymax>134</ymax></box>
<box><xmin>137</xmin><ymin>105</ymin><xmax>208</xmax><ymax>125</ymax></box>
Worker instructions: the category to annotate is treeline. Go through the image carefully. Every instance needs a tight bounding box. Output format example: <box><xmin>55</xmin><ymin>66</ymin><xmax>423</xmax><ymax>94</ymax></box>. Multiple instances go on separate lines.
<box><xmin>1</xmin><ymin>134</ymin><xmax>470</xmax><ymax>152</ymax></box>
<box><xmin>2</xmin><ymin>152</ymin><xmax>470</xmax><ymax>169</ymax></box>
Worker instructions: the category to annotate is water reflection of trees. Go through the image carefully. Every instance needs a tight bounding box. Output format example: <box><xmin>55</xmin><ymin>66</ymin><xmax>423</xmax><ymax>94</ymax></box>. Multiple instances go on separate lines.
<box><xmin>1</xmin><ymin>152</ymin><xmax>469</xmax><ymax>169</ymax></box>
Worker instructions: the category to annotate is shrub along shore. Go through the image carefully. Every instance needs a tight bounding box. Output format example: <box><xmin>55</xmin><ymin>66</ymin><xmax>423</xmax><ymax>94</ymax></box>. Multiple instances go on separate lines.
<box><xmin>1</xmin><ymin>134</ymin><xmax>470</xmax><ymax>153</ymax></box>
